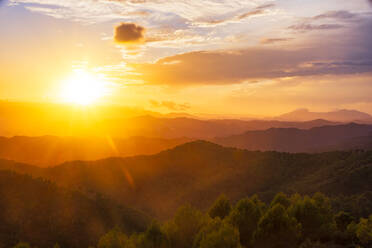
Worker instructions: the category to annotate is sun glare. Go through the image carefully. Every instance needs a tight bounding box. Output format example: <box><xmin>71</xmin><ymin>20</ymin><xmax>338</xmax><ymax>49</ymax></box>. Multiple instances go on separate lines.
<box><xmin>61</xmin><ymin>70</ymin><xmax>109</xmax><ymax>105</ymax></box>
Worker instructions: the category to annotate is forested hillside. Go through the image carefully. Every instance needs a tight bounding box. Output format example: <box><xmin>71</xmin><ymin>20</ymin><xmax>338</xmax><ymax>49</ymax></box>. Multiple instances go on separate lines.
<box><xmin>0</xmin><ymin>171</ymin><xmax>148</xmax><ymax>248</ymax></box>
<box><xmin>10</xmin><ymin>192</ymin><xmax>372</xmax><ymax>248</ymax></box>
<box><xmin>1</xmin><ymin>141</ymin><xmax>371</xmax><ymax>219</ymax></box>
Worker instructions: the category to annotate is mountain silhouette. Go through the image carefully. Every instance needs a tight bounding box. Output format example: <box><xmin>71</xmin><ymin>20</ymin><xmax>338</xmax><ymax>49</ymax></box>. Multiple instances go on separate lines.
<box><xmin>214</xmin><ymin>123</ymin><xmax>372</xmax><ymax>152</ymax></box>
<box><xmin>0</xmin><ymin>136</ymin><xmax>192</xmax><ymax>166</ymax></box>
<box><xmin>1</xmin><ymin>140</ymin><xmax>371</xmax><ymax>219</ymax></box>
<box><xmin>276</xmin><ymin>108</ymin><xmax>372</xmax><ymax>122</ymax></box>
<box><xmin>0</xmin><ymin>101</ymin><xmax>339</xmax><ymax>138</ymax></box>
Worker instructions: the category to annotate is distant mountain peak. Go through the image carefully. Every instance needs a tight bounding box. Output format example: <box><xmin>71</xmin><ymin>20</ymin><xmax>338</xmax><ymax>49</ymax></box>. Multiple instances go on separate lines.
<box><xmin>276</xmin><ymin>108</ymin><xmax>372</xmax><ymax>122</ymax></box>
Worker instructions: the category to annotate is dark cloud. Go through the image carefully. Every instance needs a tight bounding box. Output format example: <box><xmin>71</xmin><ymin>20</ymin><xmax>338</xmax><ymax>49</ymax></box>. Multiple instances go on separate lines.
<box><xmin>289</xmin><ymin>23</ymin><xmax>344</xmax><ymax>31</ymax></box>
<box><xmin>150</xmin><ymin>100</ymin><xmax>190</xmax><ymax>111</ymax></box>
<box><xmin>114</xmin><ymin>22</ymin><xmax>145</xmax><ymax>43</ymax></box>
<box><xmin>260</xmin><ymin>38</ymin><xmax>293</xmax><ymax>44</ymax></box>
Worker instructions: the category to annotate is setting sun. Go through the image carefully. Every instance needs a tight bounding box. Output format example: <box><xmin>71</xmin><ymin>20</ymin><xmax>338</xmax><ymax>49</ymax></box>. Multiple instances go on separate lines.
<box><xmin>60</xmin><ymin>70</ymin><xmax>109</xmax><ymax>105</ymax></box>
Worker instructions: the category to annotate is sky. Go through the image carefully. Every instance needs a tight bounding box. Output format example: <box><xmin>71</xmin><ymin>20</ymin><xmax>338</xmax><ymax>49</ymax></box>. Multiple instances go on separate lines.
<box><xmin>1</xmin><ymin>0</ymin><xmax>372</xmax><ymax>117</ymax></box>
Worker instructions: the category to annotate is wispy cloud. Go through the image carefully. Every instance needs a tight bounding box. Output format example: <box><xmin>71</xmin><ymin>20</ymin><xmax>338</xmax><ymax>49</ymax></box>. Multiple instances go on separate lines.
<box><xmin>150</xmin><ymin>99</ymin><xmax>190</xmax><ymax>111</ymax></box>
<box><xmin>260</xmin><ymin>38</ymin><xmax>293</xmax><ymax>45</ymax></box>
<box><xmin>289</xmin><ymin>23</ymin><xmax>344</xmax><ymax>32</ymax></box>
<box><xmin>192</xmin><ymin>3</ymin><xmax>275</xmax><ymax>27</ymax></box>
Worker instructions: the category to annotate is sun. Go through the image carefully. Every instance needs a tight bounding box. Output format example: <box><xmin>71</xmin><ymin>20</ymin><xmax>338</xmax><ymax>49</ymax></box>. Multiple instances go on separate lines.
<box><xmin>61</xmin><ymin>70</ymin><xmax>109</xmax><ymax>105</ymax></box>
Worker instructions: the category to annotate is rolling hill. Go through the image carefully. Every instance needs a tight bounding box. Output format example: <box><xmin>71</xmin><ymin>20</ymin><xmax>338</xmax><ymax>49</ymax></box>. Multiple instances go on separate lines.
<box><xmin>213</xmin><ymin>123</ymin><xmax>372</xmax><ymax>152</ymax></box>
<box><xmin>1</xmin><ymin>141</ymin><xmax>371</xmax><ymax>220</ymax></box>
<box><xmin>0</xmin><ymin>136</ymin><xmax>192</xmax><ymax>167</ymax></box>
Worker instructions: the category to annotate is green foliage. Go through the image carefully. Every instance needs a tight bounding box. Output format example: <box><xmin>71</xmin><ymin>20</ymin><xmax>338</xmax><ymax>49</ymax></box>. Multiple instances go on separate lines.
<box><xmin>197</xmin><ymin>219</ymin><xmax>240</xmax><ymax>248</ymax></box>
<box><xmin>0</xmin><ymin>171</ymin><xmax>148</xmax><ymax>248</ymax></box>
<box><xmin>298</xmin><ymin>239</ymin><xmax>328</xmax><ymax>248</ymax></box>
<box><xmin>332</xmin><ymin>192</ymin><xmax>372</xmax><ymax>219</ymax></box>
<box><xmin>208</xmin><ymin>194</ymin><xmax>231</xmax><ymax>220</ymax></box>
<box><xmin>288</xmin><ymin>193</ymin><xmax>336</xmax><ymax>241</ymax></box>
<box><xmin>136</xmin><ymin>222</ymin><xmax>168</xmax><ymax>248</ymax></box>
<box><xmin>227</xmin><ymin>195</ymin><xmax>264</xmax><ymax>246</ymax></box>
<box><xmin>270</xmin><ymin>192</ymin><xmax>291</xmax><ymax>209</ymax></box>
<box><xmin>355</xmin><ymin>215</ymin><xmax>372</xmax><ymax>246</ymax></box>
<box><xmin>97</xmin><ymin>228</ymin><xmax>128</xmax><ymax>248</ymax></box>
<box><xmin>13</xmin><ymin>242</ymin><xmax>31</xmax><ymax>248</ymax></box>
<box><xmin>7</xmin><ymin>188</ymin><xmax>372</xmax><ymax>248</ymax></box>
<box><xmin>335</xmin><ymin>211</ymin><xmax>354</xmax><ymax>232</ymax></box>
<box><xmin>254</xmin><ymin>204</ymin><xmax>301</xmax><ymax>248</ymax></box>
<box><xmin>165</xmin><ymin>205</ymin><xmax>207</xmax><ymax>248</ymax></box>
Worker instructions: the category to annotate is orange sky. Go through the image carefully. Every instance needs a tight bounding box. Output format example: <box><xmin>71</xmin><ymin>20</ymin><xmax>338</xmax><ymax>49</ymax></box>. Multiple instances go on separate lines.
<box><xmin>1</xmin><ymin>0</ymin><xmax>372</xmax><ymax>116</ymax></box>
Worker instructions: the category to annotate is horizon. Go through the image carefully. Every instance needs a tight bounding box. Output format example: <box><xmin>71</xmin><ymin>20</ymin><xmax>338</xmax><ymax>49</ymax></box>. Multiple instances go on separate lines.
<box><xmin>1</xmin><ymin>99</ymin><xmax>372</xmax><ymax>120</ymax></box>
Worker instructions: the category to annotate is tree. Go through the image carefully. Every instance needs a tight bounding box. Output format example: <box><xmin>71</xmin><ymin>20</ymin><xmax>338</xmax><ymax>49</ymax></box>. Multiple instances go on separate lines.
<box><xmin>136</xmin><ymin>222</ymin><xmax>168</xmax><ymax>248</ymax></box>
<box><xmin>355</xmin><ymin>215</ymin><xmax>372</xmax><ymax>247</ymax></box>
<box><xmin>198</xmin><ymin>219</ymin><xmax>241</xmax><ymax>248</ymax></box>
<box><xmin>208</xmin><ymin>194</ymin><xmax>231</xmax><ymax>220</ymax></box>
<box><xmin>298</xmin><ymin>239</ymin><xmax>328</xmax><ymax>248</ymax></box>
<box><xmin>165</xmin><ymin>205</ymin><xmax>207</xmax><ymax>248</ymax></box>
<box><xmin>335</xmin><ymin>211</ymin><xmax>353</xmax><ymax>232</ymax></box>
<box><xmin>270</xmin><ymin>192</ymin><xmax>291</xmax><ymax>209</ymax></box>
<box><xmin>97</xmin><ymin>228</ymin><xmax>128</xmax><ymax>248</ymax></box>
<box><xmin>254</xmin><ymin>204</ymin><xmax>301</xmax><ymax>248</ymax></box>
<box><xmin>13</xmin><ymin>243</ymin><xmax>31</xmax><ymax>248</ymax></box>
<box><xmin>227</xmin><ymin>196</ymin><xmax>264</xmax><ymax>246</ymax></box>
<box><xmin>288</xmin><ymin>193</ymin><xmax>335</xmax><ymax>241</ymax></box>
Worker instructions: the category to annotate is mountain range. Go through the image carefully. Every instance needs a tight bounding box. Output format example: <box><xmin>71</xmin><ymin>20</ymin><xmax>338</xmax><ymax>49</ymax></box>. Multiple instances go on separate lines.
<box><xmin>0</xmin><ymin>136</ymin><xmax>192</xmax><ymax>166</ymax></box>
<box><xmin>1</xmin><ymin>140</ymin><xmax>371</xmax><ymax>220</ymax></box>
<box><xmin>213</xmin><ymin>123</ymin><xmax>372</xmax><ymax>153</ymax></box>
<box><xmin>0</xmin><ymin>123</ymin><xmax>371</xmax><ymax>167</ymax></box>
<box><xmin>276</xmin><ymin>108</ymin><xmax>372</xmax><ymax>122</ymax></box>
<box><xmin>0</xmin><ymin>101</ymin><xmax>347</xmax><ymax>138</ymax></box>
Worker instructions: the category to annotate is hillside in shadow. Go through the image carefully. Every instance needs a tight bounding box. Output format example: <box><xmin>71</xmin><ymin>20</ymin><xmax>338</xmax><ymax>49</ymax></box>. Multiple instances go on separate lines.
<box><xmin>1</xmin><ymin>141</ymin><xmax>371</xmax><ymax>219</ymax></box>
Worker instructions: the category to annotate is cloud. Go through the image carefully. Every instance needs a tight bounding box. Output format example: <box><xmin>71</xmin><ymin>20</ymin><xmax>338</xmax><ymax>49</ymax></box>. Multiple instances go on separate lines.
<box><xmin>114</xmin><ymin>22</ymin><xmax>145</xmax><ymax>44</ymax></box>
<box><xmin>150</xmin><ymin>100</ymin><xmax>190</xmax><ymax>111</ymax></box>
<box><xmin>289</xmin><ymin>10</ymin><xmax>369</xmax><ymax>33</ymax></box>
<box><xmin>126</xmin><ymin>17</ymin><xmax>372</xmax><ymax>85</ymax></box>
<box><xmin>260</xmin><ymin>38</ymin><xmax>292</xmax><ymax>44</ymax></box>
<box><xmin>289</xmin><ymin>23</ymin><xmax>344</xmax><ymax>31</ymax></box>
<box><xmin>193</xmin><ymin>3</ymin><xmax>274</xmax><ymax>26</ymax></box>
<box><xmin>256</xmin><ymin>3</ymin><xmax>275</xmax><ymax>10</ymax></box>
<box><xmin>313</xmin><ymin>10</ymin><xmax>358</xmax><ymax>20</ymax></box>
<box><xmin>11</xmin><ymin>0</ymin><xmax>270</xmax><ymax>24</ymax></box>
<box><xmin>237</xmin><ymin>9</ymin><xmax>265</xmax><ymax>20</ymax></box>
